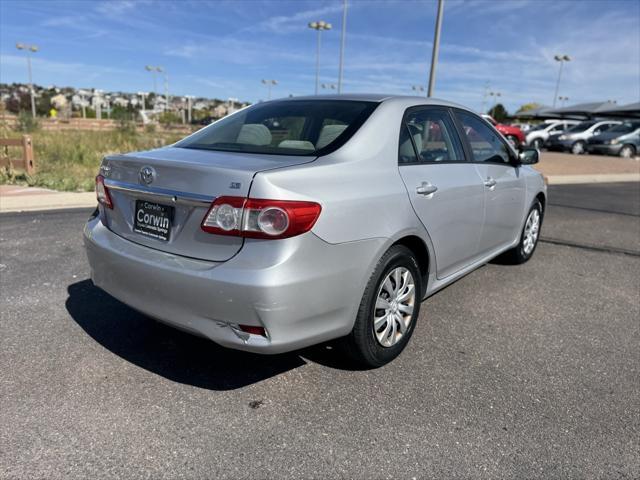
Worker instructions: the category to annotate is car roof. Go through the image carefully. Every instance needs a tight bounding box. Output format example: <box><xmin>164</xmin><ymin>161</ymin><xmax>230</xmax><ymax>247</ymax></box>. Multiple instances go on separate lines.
<box><xmin>272</xmin><ymin>93</ymin><xmax>472</xmax><ymax>111</ymax></box>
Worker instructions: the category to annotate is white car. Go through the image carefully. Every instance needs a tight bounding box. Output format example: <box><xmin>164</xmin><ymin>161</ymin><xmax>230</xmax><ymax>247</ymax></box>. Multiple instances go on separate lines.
<box><xmin>526</xmin><ymin>120</ymin><xmax>580</xmax><ymax>149</ymax></box>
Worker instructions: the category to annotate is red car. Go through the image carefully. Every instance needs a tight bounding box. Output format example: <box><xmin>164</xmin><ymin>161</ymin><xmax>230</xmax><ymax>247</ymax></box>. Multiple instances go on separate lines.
<box><xmin>482</xmin><ymin>114</ymin><xmax>525</xmax><ymax>148</ymax></box>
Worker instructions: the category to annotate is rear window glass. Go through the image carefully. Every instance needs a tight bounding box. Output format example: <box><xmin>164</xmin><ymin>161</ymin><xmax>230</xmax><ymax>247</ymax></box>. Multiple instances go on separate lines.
<box><xmin>176</xmin><ymin>100</ymin><xmax>378</xmax><ymax>156</ymax></box>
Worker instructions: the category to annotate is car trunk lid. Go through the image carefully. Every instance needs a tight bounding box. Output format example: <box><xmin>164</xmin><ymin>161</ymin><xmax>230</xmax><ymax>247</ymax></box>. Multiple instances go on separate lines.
<box><xmin>100</xmin><ymin>146</ymin><xmax>314</xmax><ymax>261</ymax></box>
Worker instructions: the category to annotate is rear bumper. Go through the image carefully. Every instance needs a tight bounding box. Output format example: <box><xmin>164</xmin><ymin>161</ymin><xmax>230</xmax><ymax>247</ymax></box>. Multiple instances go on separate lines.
<box><xmin>83</xmin><ymin>218</ymin><xmax>385</xmax><ymax>354</ymax></box>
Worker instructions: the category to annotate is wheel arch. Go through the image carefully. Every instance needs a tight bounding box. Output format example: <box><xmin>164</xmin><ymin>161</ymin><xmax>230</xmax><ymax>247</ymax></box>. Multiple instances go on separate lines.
<box><xmin>391</xmin><ymin>235</ymin><xmax>430</xmax><ymax>297</ymax></box>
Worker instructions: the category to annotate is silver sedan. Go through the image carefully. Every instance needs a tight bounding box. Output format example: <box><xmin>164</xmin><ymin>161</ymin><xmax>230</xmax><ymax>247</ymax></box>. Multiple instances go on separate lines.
<box><xmin>84</xmin><ymin>94</ymin><xmax>546</xmax><ymax>367</ymax></box>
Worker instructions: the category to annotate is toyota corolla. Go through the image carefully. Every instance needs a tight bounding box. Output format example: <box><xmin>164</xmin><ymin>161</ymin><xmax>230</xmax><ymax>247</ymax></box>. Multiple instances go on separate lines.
<box><xmin>84</xmin><ymin>94</ymin><xmax>546</xmax><ymax>367</ymax></box>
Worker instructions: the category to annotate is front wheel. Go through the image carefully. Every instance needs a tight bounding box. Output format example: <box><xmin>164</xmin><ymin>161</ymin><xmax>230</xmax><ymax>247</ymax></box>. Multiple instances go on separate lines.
<box><xmin>532</xmin><ymin>138</ymin><xmax>544</xmax><ymax>149</ymax></box>
<box><xmin>619</xmin><ymin>144</ymin><xmax>636</xmax><ymax>158</ymax></box>
<box><xmin>500</xmin><ymin>201</ymin><xmax>543</xmax><ymax>264</ymax></box>
<box><xmin>341</xmin><ymin>245</ymin><xmax>422</xmax><ymax>368</ymax></box>
<box><xmin>571</xmin><ymin>141</ymin><xmax>586</xmax><ymax>155</ymax></box>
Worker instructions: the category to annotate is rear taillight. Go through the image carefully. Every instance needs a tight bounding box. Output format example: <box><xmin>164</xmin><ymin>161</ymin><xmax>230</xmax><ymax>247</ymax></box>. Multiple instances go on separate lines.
<box><xmin>95</xmin><ymin>175</ymin><xmax>113</xmax><ymax>209</ymax></box>
<box><xmin>201</xmin><ymin>196</ymin><xmax>321</xmax><ymax>239</ymax></box>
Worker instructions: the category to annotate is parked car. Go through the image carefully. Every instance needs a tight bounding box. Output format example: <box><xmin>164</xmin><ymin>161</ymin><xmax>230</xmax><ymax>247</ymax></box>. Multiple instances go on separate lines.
<box><xmin>587</xmin><ymin>121</ymin><xmax>640</xmax><ymax>158</ymax></box>
<box><xmin>546</xmin><ymin>120</ymin><xmax>621</xmax><ymax>154</ymax></box>
<box><xmin>85</xmin><ymin>95</ymin><xmax>546</xmax><ymax>367</ymax></box>
<box><xmin>481</xmin><ymin>114</ymin><xmax>526</xmax><ymax>148</ymax></box>
<box><xmin>525</xmin><ymin>120</ymin><xmax>580</xmax><ymax>149</ymax></box>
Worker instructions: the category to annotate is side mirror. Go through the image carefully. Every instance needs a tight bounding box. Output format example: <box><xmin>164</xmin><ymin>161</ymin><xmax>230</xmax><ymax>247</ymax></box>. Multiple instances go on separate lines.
<box><xmin>518</xmin><ymin>147</ymin><xmax>539</xmax><ymax>165</ymax></box>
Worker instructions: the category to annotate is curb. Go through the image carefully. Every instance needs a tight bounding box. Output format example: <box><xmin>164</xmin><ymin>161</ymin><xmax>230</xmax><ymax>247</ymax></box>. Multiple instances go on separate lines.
<box><xmin>545</xmin><ymin>173</ymin><xmax>640</xmax><ymax>185</ymax></box>
<box><xmin>0</xmin><ymin>192</ymin><xmax>96</xmax><ymax>213</ymax></box>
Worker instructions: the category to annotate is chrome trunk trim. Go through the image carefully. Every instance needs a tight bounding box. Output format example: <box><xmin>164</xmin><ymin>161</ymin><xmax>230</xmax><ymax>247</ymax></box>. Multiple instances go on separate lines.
<box><xmin>104</xmin><ymin>179</ymin><xmax>214</xmax><ymax>207</ymax></box>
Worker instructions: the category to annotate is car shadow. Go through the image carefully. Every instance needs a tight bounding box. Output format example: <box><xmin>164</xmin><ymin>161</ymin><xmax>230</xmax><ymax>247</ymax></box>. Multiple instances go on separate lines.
<box><xmin>66</xmin><ymin>280</ymin><xmax>359</xmax><ymax>391</ymax></box>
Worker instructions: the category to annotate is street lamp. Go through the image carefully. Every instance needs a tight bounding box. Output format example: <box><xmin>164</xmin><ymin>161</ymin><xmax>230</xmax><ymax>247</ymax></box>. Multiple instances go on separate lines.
<box><xmin>426</xmin><ymin>0</ymin><xmax>444</xmax><ymax>98</ymax></box>
<box><xmin>558</xmin><ymin>96</ymin><xmax>569</xmax><ymax>107</ymax></box>
<box><xmin>488</xmin><ymin>91</ymin><xmax>502</xmax><ymax>114</ymax></box>
<box><xmin>411</xmin><ymin>85</ymin><xmax>425</xmax><ymax>94</ymax></box>
<box><xmin>552</xmin><ymin>54</ymin><xmax>571</xmax><ymax>107</ymax></box>
<box><xmin>308</xmin><ymin>20</ymin><xmax>332</xmax><ymax>95</ymax></box>
<box><xmin>262</xmin><ymin>79</ymin><xmax>277</xmax><ymax>100</ymax></box>
<box><xmin>321</xmin><ymin>83</ymin><xmax>337</xmax><ymax>90</ymax></box>
<box><xmin>137</xmin><ymin>92</ymin><xmax>148</xmax><ymax>111</ymax></box>
<box><xmin>338</xmin><ymin>0</ymin><xmax>348</xmax><ymax>93</ymax></box>
<box><xmin>145</xmin><ymin>65</ymin><xmax>168</xmax><ymax>111</ymax></box>
<box><xmin>16</xmin><ymin>43</ymin><xmax>38</xmax><ymax>118</ymax></box>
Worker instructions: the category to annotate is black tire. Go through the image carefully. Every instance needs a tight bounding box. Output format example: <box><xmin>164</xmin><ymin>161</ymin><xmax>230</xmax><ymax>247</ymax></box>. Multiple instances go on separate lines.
<box><xmin>532</xmin><ymin>138</ymin><xmax>543</xmax><ymax>149</ymax></box>
<box><xmin>619</xmin><ymin>144</ymin><xmax>636</xmax><ymax>158</ymax></box>
<box><xmin>500</xmin><ymin>200</ymin><xmax>543</xmax><ymax>265</ymax></box>
<box><xmin>506</xmin><ymin>135</ymin><xmax>520</xmax><ymax>149</ymax></box>
<box><xmin>341</xmin><ymin>245</ymin><xmax>422</xmax><ymax>368</ymax></box>
<box><xmin>571</xmin><ymin>141</ymin><xmax>586</xmax><ymax>155</ymax></box>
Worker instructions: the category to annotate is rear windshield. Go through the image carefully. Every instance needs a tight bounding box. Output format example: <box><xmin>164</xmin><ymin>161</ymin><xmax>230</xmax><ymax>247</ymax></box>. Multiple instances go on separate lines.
<box><xmin>176</xmin><ymin>100</ymin><xmax>378</xmax><ymax>156</ymax></box>
<box><xmin>566</xmin><ymin>121</ymin><xmax>596</xmax><ymax>132</ymax></box>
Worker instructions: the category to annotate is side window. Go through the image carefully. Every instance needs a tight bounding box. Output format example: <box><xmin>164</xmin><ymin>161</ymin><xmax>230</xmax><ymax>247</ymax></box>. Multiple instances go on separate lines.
<box><xmin>455</xmin><ymin>110</ymin><xmax>511</xmax><ymax>164</ymax></box>
<box><xmin>398</xmin><ymin>108</ymin><xmax>465</xmax><ymax>164</ymax></box>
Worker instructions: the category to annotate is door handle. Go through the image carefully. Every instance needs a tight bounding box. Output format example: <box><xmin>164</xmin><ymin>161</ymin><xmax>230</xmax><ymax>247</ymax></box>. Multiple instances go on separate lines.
<box><xmin>416</xmin><ymin>182</ymin><xmax>438</xmax><ymax>196</ymax></box>
<box><xmin>484</xmin><ymin>177</ymin><xmax>497</xmax><ymax>189</ymax></box>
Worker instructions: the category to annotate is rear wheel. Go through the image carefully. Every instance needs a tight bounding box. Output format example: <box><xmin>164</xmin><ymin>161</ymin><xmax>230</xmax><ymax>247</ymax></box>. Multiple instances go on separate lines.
<box><xmin>341</xmin><ymin>245</ymin><xmax>422</xmax><ymax>368</ymax></box>
<box><xmin>500</xmin><ymin>201</ymin><xmax>542</xmax><ymax>265</ymax></box>
<box><xmin>571</xmin><ymin>141</ymin><xmax>586</xmax><ymax>155</ymax></box>
<box><xmin>506</xmin><ymin>135</ymin><xmax>520</xmax><ymax>149</ymax></box>
<box><xmin>619</xmin><ymin>144</ymin><xmax>636</xmax><ymax>158</ymax></box>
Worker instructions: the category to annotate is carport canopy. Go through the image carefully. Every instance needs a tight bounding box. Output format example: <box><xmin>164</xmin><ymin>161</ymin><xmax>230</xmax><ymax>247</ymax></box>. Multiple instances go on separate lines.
<box><xmin>591</xmin><ymin>102</ymin><xmax>640</xmax><ymax>118</ymax></box>
<box><xmin>543</xmin><ymin>101</ymin><xmax>623</xmax><ymax>119</ymax></box>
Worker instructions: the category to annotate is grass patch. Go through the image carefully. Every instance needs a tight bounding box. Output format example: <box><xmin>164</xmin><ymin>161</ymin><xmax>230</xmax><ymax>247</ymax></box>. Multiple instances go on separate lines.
<box><xmin>0</xmin><ymin>129</ymin><xmax>185</xmax><ymax>191</ymax></box>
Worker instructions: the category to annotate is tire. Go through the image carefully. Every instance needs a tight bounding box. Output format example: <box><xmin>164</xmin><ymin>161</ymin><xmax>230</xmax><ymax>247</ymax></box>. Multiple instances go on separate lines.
<box><xmin>571</xmin><ymin>141</ymin><xmax>586</xmax><ymax>155</ymax></box>
<box><xmin>500</xmin><ymin>201</ymin><xmax>543</xmax><ymax>265</ymax></box>
<box><xmin>532</xmin><ymin>138</ymin><xmax>543</xmax><ymax>149</ymax></box>
<box><xmin>341</xmin><ymin>245</ymin><xmax>422</xmax><ymax>368</ymax></box>
<box><xmin>506</xmin><ymin>135</ymin><xmax>520</xmax><ymax>149</ymax></box>
<box><xmin>619</xmin><ymin>144</ymin><xmax>636</xmax><ymax>158</ymax></box>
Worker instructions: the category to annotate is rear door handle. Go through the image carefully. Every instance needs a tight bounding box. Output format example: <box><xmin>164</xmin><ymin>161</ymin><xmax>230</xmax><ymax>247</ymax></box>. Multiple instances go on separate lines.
<box><xmin>416</xmin><ymin>182</ymin><xmax>438</xmax><ymax>196</ymax></box>
<box><xmin>484</xmin><ymin>177</ymin><xmax>497</xmax><ymax>189</ymax></box>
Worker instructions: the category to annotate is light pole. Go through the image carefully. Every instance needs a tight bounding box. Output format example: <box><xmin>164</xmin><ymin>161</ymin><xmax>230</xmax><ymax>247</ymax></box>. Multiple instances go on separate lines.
<box><xmin>411</xmin><ymin>85</ymin><xmax>425</xmax><ymax>94</ymax></box>
<box><xmin>262</xmin><ymin>79</ymin><xmax>277</xmax><ymax>100</ymax></box>
<box><xmin>137</xmin><ymin>91</ymin><xmax>148</xmax><ymax>111</ymax></box>
<box><xmin>321</xmin><ymin>83</ymin><xmax>337</xmax><ymax>91</ymax></box>
<box><xmin>488</xmin><ymin>91</ymin><xmax>501</xmax><ymax>115</ymax></box>
<box><xmin>480</xmin><ymin>81</ymin><xmax>490</xmax><ymax>113</ymax></box>
<box><xmin>308</xmin><ymin>20</ymin><xmax>332</xmax><ymax>95</ymax></box>
<box><xmin>146</xmin><ymin>65</ymin><xmax>167</xmax><ymax>111</ymax></box>
<box><xmin>338</xmin><ymin>0</ymin><xmax>347</xmax><ymax>93</ymax></box>
<box><xmin>185</xmin><ymin>95</ymin><xmax>194</xmax><ymax>123</ymax></box>
<box><xmin>427</xmin><ymin>0</ymin><xmax>444</xmax><ymax>98</ymax></box>
<box><xmin>16</xmin><ymin>43</ymin><xmax>38</xmax><ymax>118</ymax></box>
<box><xmin>558</xmin><ymin>96</ymin><xmax>569</xmax><ymax>107</ymax></box>
<box><xmin>552</xmin><ymin>54</ymin><xmax>571</xmax><ymax>107</ymax></box>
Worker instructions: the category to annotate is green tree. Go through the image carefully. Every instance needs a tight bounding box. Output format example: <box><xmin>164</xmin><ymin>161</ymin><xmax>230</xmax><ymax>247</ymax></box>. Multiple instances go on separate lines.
<box><xmin>488</xmin><ymin>103</ymin><xmax>509</xmax><ymax>122</ymax></box>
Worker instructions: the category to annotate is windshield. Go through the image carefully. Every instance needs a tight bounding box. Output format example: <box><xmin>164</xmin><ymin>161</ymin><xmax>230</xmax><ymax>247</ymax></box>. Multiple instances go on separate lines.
<box><xmin>176</xmin><ymin>100</ymin><xmax>378</xmax><ymax>156</ymax></box>
<box><xmin>566</xmin><ymin>121</ymin><xmax>596</xmax><ymax>133</ymax></box>
<box><xmin>607</xmin><ymin>122</ymin><xmax>640</xmax><ymax>134</ymax></box>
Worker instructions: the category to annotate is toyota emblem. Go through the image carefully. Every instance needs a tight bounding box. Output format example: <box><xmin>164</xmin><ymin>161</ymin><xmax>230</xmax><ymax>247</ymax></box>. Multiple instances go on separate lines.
<box><xmin>139</xmin><ymin>166</ymin><xmax>156</xmax><ymax>185</ymax></box>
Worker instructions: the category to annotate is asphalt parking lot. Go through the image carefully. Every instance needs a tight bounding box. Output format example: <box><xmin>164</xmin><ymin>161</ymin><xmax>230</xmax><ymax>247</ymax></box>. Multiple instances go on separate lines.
<box><xmin>1</xmin><ymin>182</ymin><xmax>638</xmax><ymax>479</ymax></box>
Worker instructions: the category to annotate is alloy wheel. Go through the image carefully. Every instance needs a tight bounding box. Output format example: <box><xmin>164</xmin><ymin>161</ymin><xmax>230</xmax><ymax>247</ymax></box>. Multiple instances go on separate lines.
<box><xmin>523</xmin><ymin>209</ymin><xmax>540</xmax><ymax>255</ymax></box>
<box><xmin>373</xmin><ymin>267</ymin><xmax>416</xmax><ymax>347</ymax></box>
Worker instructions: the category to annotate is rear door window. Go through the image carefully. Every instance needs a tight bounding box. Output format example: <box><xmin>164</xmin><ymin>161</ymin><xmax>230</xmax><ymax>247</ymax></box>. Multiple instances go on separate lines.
<box><xmin>398</xmin><ymin>107</ymin><xmax>465</xmax><ymax>164</ymax></box>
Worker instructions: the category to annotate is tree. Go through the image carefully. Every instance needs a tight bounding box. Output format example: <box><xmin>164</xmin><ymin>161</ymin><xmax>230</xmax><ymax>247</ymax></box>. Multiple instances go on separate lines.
<box><xmin>488</xmin><ymin>103</ymin><xmax>508</xmax><ymax>122</ymax></box>
<box><xmin>517</xmin><ymin>102</ymin><xmax>541</xmax><ymax>113</ymax></box>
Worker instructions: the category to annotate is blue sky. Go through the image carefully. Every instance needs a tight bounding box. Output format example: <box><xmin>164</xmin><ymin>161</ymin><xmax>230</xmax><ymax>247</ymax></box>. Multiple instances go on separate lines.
<box><xmin>1</xmin><ymin>0</ymin><xmax>639</xmax><ymax>112</ymax></box>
